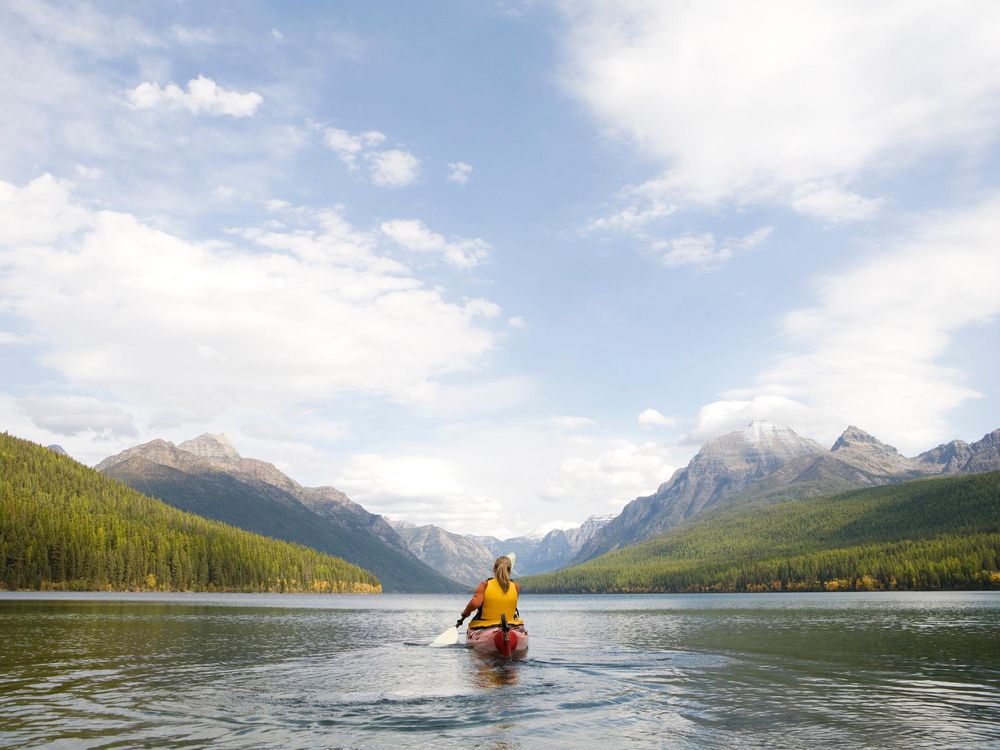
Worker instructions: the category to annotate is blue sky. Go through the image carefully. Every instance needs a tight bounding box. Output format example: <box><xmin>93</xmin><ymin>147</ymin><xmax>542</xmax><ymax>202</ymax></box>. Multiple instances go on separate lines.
<box><xmin>1</xmin><ymin>1</ymin><xmax>999</xmax><ymax>536</ymax></box>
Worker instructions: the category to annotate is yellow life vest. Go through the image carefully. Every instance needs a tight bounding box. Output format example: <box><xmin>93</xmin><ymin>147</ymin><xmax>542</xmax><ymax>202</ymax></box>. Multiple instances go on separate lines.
<box><xmin>469</xmin><ymin>578</ymin><xmax>522</xmax><ymax>628</ymax></box>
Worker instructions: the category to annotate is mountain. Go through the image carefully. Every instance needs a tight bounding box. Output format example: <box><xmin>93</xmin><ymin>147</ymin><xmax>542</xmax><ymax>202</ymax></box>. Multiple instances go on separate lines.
<box><xmin>96</xmin><ymin>434</ymin><xmax>463</xmax><ymax>593</ymax></box>
<box><xmin>0</xmin><ymin>433</ymin><xmax>379</xmax><ymax>593</ymax></box>
<box><xmin>46</xmin><ymin>444</ymin><xmax>69</xmax><ymax>456</ymax></box>
<box><xmin>390</xmin><ymin>522</ymin><xmax>496</xmax><ymax>585</ymax></box>
<box><xmin>575</xmin><ymin>422</ymin><xmax>825</xmax><ymax>560</ymax></box>
<box><xmin>393</xmin><ymin>514</ymin><xmax>615</xmax><ymax>584</ymax></box>
<box><xmin>523</xmin><ymin>471</ymin><xmax>1000</xmax><ymax>593</ymax></box>
<box><xmin>574</xmin><ymin>423</ymin><xmax>1000</xmax><ymax>563</ymax></box>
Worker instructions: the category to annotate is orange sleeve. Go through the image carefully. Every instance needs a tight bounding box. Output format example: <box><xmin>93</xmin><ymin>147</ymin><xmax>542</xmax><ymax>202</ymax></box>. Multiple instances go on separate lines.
<box><xmin>461</xmin><ymin>580</ymin><xmax>488</xmax><ymax>618</ymax></box>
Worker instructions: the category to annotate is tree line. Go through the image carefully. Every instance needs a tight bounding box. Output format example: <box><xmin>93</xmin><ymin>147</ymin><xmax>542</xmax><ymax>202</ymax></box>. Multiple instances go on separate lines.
<box><xmin>0</xmin><ymin>433</ymin><xmax>381</xmax><ymax>593</ymax></box>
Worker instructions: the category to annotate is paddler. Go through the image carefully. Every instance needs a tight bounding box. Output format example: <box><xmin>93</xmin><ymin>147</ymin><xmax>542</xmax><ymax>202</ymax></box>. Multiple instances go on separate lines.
<box><xmin>456</xmin><ymin>554</ymin><xmax>524</xmax><ymax>632</ymax></box>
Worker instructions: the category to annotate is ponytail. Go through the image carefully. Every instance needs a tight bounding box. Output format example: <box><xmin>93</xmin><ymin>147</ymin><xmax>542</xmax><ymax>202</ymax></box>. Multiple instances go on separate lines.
<box><xmin>493</xmin><ymin>556</ymin><xmax>512</xmax><ymax>593</ymax></box>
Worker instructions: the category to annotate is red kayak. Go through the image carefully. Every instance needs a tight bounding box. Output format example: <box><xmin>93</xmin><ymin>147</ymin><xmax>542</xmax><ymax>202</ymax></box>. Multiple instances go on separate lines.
<box><xmin>465</xmin><ymin>620</ymin><xmax>528</xmax><ymax>658</ymax></box>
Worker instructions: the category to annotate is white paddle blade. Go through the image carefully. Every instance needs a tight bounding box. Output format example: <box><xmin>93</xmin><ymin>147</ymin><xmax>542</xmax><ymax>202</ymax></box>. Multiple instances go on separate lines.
<box><xmin>430</xmin><ymin>626</ymin><xmax>459</xmax><ymax>647</ymax></box>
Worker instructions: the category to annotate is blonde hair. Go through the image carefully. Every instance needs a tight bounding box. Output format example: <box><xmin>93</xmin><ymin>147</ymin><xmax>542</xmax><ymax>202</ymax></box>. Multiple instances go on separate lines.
<box><xmin>493</xmin><ymin>556</ymin><xmax>512</xmax><ymax>593</ymax></box>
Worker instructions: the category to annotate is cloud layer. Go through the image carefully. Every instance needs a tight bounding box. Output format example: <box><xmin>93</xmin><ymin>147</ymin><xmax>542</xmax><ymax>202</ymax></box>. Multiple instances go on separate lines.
<box><xmin>0</xmin><ymin>175</ymin><xmax>500</xmax><ymax>424</ymax></box>
<box><xmin>563</xmin><ymin>1</ymin><xmax>1000</xmax><ymax>219</ymax></box>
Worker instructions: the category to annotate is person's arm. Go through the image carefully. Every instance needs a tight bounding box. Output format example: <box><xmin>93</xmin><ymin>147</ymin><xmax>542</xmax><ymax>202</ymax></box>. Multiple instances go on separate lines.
<box><xmin>458</xmin><ymin>580</ymin><xmax>487</xmax><ymax>624</ymax></box>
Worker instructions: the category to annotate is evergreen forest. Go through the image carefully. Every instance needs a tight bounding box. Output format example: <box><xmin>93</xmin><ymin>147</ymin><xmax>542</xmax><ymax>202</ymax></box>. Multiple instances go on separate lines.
<box><xmin>0</xmin><ymin>433</ymin><xmax>381</xmax><ymax>593</ymax></box>
<box><xmin>522</xmin><ymin>471</ymin><xmax>1000</xmax><ymax>593</ymax></box>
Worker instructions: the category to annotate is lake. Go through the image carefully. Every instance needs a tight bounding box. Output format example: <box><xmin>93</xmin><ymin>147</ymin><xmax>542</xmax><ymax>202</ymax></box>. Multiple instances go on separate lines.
<box><xmin>1</xmin><ymin>591</ymin><xmax>998</xmax><ymax>748</ymax></box>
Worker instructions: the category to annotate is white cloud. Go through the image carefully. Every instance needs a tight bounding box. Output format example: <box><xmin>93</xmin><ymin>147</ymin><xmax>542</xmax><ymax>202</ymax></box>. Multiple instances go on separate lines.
<box><xmin>541</xmin><ymin>439</ymin><xmax>680</xmax><ymax>510</ymax></box>
<box><xmin>367</xmin><ymin>149</ymin><xmax>421</xmax><ymax>188</ymax></box>
<box><xmin>15</xmin><ymin>395</ymin><xmax>137</xmax><ymax>437</ymax></box>
<box><xmin>791</xmin><ymin>183</ymin><xmax>884</xmax><ymax>223</ymax></box>
<box><xmin>334</xmin><ymin>453</ymin><xmax>504</xmax><ymax>533</ymax></box>
<box><xmin>638</xmin><ymin>408</ymin><xmax>676</xmax><ymax>428</ymax></box>
<box><xmin>0</xmin><ymin>174</ymin><xmax>91</xmax><ymax>246</ymax></box>
<box><xmin>648</xmin><ymin>226</ymin><xmax>771</xmax><ymax>269</ymax></box>
<box><xmin>0</xmin><ymin>175</ymin><xmax>500</xmax><ymax>423</ymax></box>
<box><xmin>508</xmin><ymin>315</ymin><xmax>526</xmax><ymax>329</ymax></box>
<box><xmin>584</xmin><ymin>198</ymin><xmax>675</xmax><ymax>233</ymax></box>
<box><xmin>447</xmin><ymin>161</ymin><xmax>474</xmax><ymax>184</ymax></box>
<box><xmin>323</xmin><ymin>127</ymin><xmax>386</xmax><ymax>168</ymax></box>
<box><xmin>332</xmin><ymin>421</ymin><xmax>685</xmax><ymax>536</ymax></box>
<box><xmin>380</xmin><ymin>218</ymin><xmax>491</xmax><ymax>268</ymax></box>
<box><xmin>322</xmin><ymin>127</ymin><xmax>420</xmax><ymax>187</ymax></box>
<box><xmin>127</xmin><ymin>75</ymin><xmax>263</xmax><ymax>117</ymax></box>
<box><xmin>560</xmin><ymin>1</ymin><xmax>1000</xmax><ymax>217</ymax></box>
<box><xmin>693</xmin><ymin>196</ymin><xmax>1000</xmax><ymax>452</ymax></box>
<box><xmin>688</xmin><ymin>395</ymin><xmax>826</xmax><ymax>444</ymax></box>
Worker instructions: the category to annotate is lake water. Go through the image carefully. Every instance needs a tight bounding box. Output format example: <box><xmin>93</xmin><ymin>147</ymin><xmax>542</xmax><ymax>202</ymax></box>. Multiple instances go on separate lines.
<box><xmin>1</xmin><ymin>592</ymin><xmax>998</xmax><ymax>749</ymax></box>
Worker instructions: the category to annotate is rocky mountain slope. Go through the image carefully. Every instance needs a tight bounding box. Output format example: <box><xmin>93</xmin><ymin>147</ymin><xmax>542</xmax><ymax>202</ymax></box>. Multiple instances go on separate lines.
<box><xmin>96</xmin><ymin>434</ymin><xmax>462</xmax><ymax>593</ymax></box>
<box><xmin>574</xmin><ymin>422</ymin><xmax>1000</xmax><ymax>562</ymax></box>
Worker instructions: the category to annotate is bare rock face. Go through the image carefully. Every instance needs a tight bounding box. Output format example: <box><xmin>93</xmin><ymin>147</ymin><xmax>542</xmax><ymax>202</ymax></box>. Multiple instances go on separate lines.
<box><xmin>963</xmin><ymin>429</ymin><xmax>1000</xmax><ymax>473</ymax></box>
<box><xmin>915</xmin><ymin>440</ymin><xmax>972</xmax><ymax>474</ymax></box>
<box><xmin>46</xmin><ymin>444</ymin><xmax>69</xmax><ymax>456</ymax></box>
<box><xmin>830</xmin><ymin>426</ymin><xmax>917</xmax><ymax>476</ymax></box>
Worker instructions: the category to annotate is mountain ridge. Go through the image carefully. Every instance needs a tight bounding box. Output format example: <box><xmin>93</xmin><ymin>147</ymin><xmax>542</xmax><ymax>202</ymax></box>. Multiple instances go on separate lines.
<box><xmin>97</xmin><ymin>434</ymin><xmax>462</xmax><ymax>593</ymax></box>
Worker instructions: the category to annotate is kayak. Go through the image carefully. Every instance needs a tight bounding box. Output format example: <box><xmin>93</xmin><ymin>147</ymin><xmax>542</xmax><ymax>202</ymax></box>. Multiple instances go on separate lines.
<box><xmin>465</xmin><ymin>624</ymin><xmax>528</xmax><ymax>658</ymax></box>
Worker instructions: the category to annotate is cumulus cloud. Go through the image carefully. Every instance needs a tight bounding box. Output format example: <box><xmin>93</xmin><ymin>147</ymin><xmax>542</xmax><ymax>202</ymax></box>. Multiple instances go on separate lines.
<box><xmin>561</xmin><ymin>1</ymin><xmax>1000</xmax><ymax>219</ymax></box>
<box><xmin>380</xmin><ymin>218</ymin><xmax>491</xmax><ymax>268</ymax></box>
<box><xmin>127</xmin><ymin>75</ymin><xmax>263</xmax><ymax>117</ymax></box>
<box><xmin>692</xmin><ymin>195</ymin><xmax>1000</xmax><ymax>452</ymax></box>
<box><xmin>334</xmin><ymin>453</ymin><xmax>504</xmax><ymax>533</ymax></box>
<box><xmin>15</xmin><ymin>395</ymin><xmax>137</xmax><ymax>437</ymax></box>
<box><xmin>0</xmin><ymin>175</ymin><xmax>501</xmax><ymax>424</ymax></box>
<box><xmin>541</xmin><ymin>439</ymin><xmax>680</xmax><ymax>509</ymax></box>
<box><xmin>648</xmin><ymin>226</ymin><xmax>772</xmax><ymax>269</ymax></box>
<box><xmin>447</xmin><ymin>161</ymin><xmax>474</xmax><ymax>184</ymax></box>
<box><xmin>367</xmin><ymin>149</ymin><xmax>421</xmax><ymax>188</ymax></box>
<box><xmin>322</xmin><ymin>127</ymin><xmax>420</xmax><ymax>187</ymax></box>
<box><xmin>332</xmin><ymin>422</ymin><xmax>685</xmax><ymax>535</ymax></box>
<box><xmin>638</xmin><ymin>408</ymin><xmax>676</xmax><ymax>428</ymax></box>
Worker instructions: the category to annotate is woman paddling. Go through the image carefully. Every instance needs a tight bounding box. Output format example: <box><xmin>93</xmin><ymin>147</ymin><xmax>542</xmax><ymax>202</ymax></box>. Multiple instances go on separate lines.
<box><xmin>456</xmin><ymin>554</ymin><xmax>528</xmax><ymax>657</ymax></box>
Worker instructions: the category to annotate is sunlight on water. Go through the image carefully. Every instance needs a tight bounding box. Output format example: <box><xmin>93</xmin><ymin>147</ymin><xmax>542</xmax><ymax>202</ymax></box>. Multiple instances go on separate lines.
<box><xmin>1</xmin><ymin>592</ymin><xmax>998</xmax><ymax>749</ymax></box>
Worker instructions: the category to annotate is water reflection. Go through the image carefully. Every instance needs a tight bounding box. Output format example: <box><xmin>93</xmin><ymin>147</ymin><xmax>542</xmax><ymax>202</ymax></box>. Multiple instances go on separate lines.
<box><xmin>467</xmin><ymin>652</ymin><xmax>522</xmax><ymax>689</ymax></box>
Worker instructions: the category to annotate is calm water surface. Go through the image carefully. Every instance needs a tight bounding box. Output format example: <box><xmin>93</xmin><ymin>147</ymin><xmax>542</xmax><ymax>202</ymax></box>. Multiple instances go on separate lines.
<box><xmin>1</xmin><ymin>592</ymin><xmax>998</xmax><ymax>749</ymax></box>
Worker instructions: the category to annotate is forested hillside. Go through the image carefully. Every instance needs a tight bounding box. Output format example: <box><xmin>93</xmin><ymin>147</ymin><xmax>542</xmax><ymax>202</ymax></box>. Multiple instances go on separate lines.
<box><xmin>0</xmin><ymin>434</ymin><xmax>380</xmax><ymax>593</ymax></box>
<box><xmin>523</xmin><ymin>472</ymin><xmax>1000</xmax><ymax>593</ymax></box>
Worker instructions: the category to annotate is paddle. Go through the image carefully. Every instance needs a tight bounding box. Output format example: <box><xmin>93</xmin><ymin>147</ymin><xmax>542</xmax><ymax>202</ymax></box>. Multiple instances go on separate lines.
<box><xmin>429</xmin><ymin>618</ymin><xmax>462</xmax><ymax>647</ymax></box>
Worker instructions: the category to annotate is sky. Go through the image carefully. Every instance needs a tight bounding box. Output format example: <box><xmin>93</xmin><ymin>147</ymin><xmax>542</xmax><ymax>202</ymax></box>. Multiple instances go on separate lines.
<box><xmin>1</xmin><ymin>0</ymin><xmax>999</xmax><ymax>538</ymax></box>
